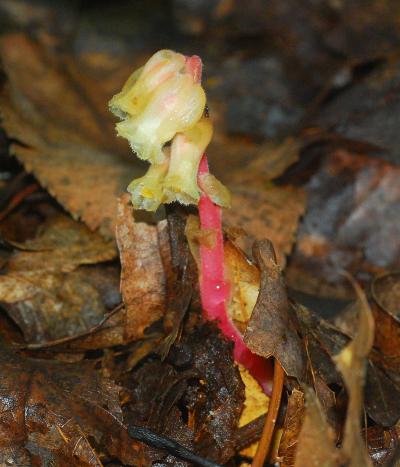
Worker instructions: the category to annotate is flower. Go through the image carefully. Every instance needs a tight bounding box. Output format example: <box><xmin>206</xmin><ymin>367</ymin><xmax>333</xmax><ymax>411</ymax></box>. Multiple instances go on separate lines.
<box><xmin>127</xmin><ymin>158</ymin><xmax>169</xmax><ymax>211</ymax></box>
<box><xmin>164</xmin><ymin>118</ymin><xmax>213</xmax><ymax>205</ymax></box>
<box><xmin>110</xmin><ymin>49</ymin><xmax>230</xmax><ymax>211</ymax></box>
<box><xmin>109</xmin><ymin>50</ymin><xmax>206</xmax><ymax>164</ymax></box>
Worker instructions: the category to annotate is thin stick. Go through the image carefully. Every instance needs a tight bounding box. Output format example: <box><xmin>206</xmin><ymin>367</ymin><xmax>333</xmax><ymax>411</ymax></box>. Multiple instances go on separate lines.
<box><xmin>0</xmin><ymin>183</ymin><xmax>39</xmax><ymax>222</ymax></box>
<box><xmin>128</xmin><ymin>425</ymin><xmax>222</xmax><ymax>467</ymax></box>
<box><xmin>252</xmin><ymin>359</ymin><xmax>285</xmax><ymax>467</ymax></box>
<box><xmin>21</xmin><ymin>303</ymin><xmax>124</xmax><ymax>350</ymax></box>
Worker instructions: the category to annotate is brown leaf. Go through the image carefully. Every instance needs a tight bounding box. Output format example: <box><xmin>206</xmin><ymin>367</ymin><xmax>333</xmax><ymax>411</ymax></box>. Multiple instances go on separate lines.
<box><xmin>160</xmin><ymin>206</ymin><xmax>197</xmax><ymax>357</ymax></box>
<box><xmin>128</xmin><ymin>323</ymin><xmax>244</xmax><ymax>464</ymax></box>
<box><xmin>294</xmin><ymin>387</ymin><xmax>339</xmax><ymax>467</ymax></box>
<box><xmin>287</xmin><ymin>150</ymin><xmax>400</xmax><ymax>298</ymax></box>
<box><xmin>116</xmin><ymin>194</ymin><xmax>167</xmax><ymax>341</ymax></box>
<box><xmin>224</xmin><ymin>183</ymin><xmax>306</xmax><ymax>266</ymax></box>
<box><xmin>316</xmin><ymin>60</ymin><xmax>400</xmax><ymax>163</ymax></box>
<box><xmin>0</xmin><ymin>33</ymin><xmax>137</xmax><ymax>237</ymax></box>
<box><xmin>224</xmin><ymin>239</ymin><xmax>260</xmax><ymax>333</ymax></box>
<box><xmin>366</xmin><ymin>425</ymin><xmax>400</xmax><ymax>466</ymax></box>
<box><xmin>0</xmin><ymin>215</ymin><xmax>122</xmax><ymax>346</ymax></box>
<box><xmin>277</xmin><ymin>388</ymin><xmax>305</xmax><ymax>467</ymax></box>
<box><xmin>297</xmin><ymin>301</ymin><xmax>400</xmax><ymax>427</ymax></box>
<box><xmin>334</xmin><ymin>279</ymin><xmax>374</xmax><ymax>467</ymax></box>
<box><xmin>0</xmin><ymin>341</ymin><xmax>140</xmax><ymax>465</ymax></box>
<box><xmin>371</xmin><ymin>272</ymin><xmax>400</xmax><ymax>373</ymax></box>
<box><xmin>244</xmin><ymin>240</ymin><xmax>306</xmax><ymax>380</ymax></box>
<box><xmin>8</xmin><ymin>215</ymin><xmax>116</xmax><ymax>272</ymax></box>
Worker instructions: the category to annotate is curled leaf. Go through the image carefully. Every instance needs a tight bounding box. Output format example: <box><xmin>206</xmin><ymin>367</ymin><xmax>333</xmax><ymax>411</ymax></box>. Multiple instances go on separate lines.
<box><xmin>198</xmin><ymin>172</ymin><xmax>231</xmax><ymax>208</ymax></box>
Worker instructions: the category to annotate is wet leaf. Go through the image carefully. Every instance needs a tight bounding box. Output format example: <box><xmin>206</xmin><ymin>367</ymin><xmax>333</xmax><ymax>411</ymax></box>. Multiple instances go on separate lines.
<box><xmin>116</xmin><ymin>194</ymin><xmax>167</xmax><ymax>341</ymax></box>
<box><xmin>0</xmin><ymin>215</ymin><xmax>121</xmax><ymax>346</ymax></box>
<box><xmin>244</xmin><ymin>240</ymin><xmax>306</xmax><ymax>380</ymax></box>
<box><xmin>371</xmin><ymin>272</ymin><xmax>400</xmax><ymax>374</ymax></box>
<box><xmin>316</xmin><ymin>60</ymin><xmax>400</xmax><ymax>164</ymax></box>
<box><xmin>128</xmin><ymin>323</ymin><xmax>244</xmax><ymax>464</ymax></box>
<box><xmin>160</xmin><ymin>206</ymin><xmax>197</xmax><ymax>357</ymax></box>
<box><xmin>366</xmin><ymin>424</ymin><xmax>400</xmax><ymax>466</ymax></box>
<box><xmin>287</xmin><ymin>149</ymin><xmax>400</xmax><ymax>298</ymax></box>
<box><xmin>0</xmin><ymin>340</ymin><xmax>140</xmax><ymax>465</ymax></box>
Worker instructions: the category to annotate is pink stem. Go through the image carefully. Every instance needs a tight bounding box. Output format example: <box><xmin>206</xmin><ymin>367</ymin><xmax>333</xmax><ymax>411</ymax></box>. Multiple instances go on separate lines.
<box><xmin>198</xmin><ymin>156</ymin><xmax>273</xmax><ymax>394</ymax></box>
<box><xmin>186</xmin><ymin>54</ymin><xmax>272</xmax><ymax>394</ymax></box>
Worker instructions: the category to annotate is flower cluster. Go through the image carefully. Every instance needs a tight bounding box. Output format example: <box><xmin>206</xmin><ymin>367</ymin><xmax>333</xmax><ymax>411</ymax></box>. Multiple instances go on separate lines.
<box><xmin>109</xmin><ymin>49</ymin><xmax>230</xmax><ymax>211</ymax></box>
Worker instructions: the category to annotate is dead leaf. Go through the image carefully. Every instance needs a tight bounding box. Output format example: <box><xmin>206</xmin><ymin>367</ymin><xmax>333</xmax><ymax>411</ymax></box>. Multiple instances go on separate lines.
<box><xmin>128</xmin><ymin>323</ymin><xmax>245</xmax><ymax>464</ymax></box>
<box><xmin>225</xmin><ymin>184</ymin><xmax>306</xmax><ymax>266</ymax></box>
<box><xmin>294</xmin><ymin>387</ymin><xmax>339</xmax><ymax>467</ymax></box>
<box><xmin>116</xmin><ymin>194</ymin><xmax>167</xmax><ymax>341</ymax></box>
<box><xmin>334</xmin><ymin>279</ymin><xmax>374</xmax><ymax>467</ymax></box>
<box><xmin>160</xmin><ymin>206</ymin><xmax>197</xmax><ymax>357</ymax></box>
<box><xmin>224</xmin><ymin>239</ymin><xmax>260</xmax><ymax>332</ymax></box>
<box><xmin>277</xmin><ymin>388</ymin><xmax>305</xmax><ymax>467</ymax></box>
<box><xmin>244</xmin><ymin>240</ymin><xmax>306</xmax><ymax>380</ymax></box>
<box><xmin>297</xmin><ymin>301</ymin><xmax>400</xmax><ymax>427</ymax></box>
<box><xmin>0</xmin><ymin>215</ymin><xmax>122</xmax><ymax>346</ymax></box>
<box><xmin>7</xmin><ymin>215</ymin><xmax>116</xmax><ymax>272</ymax></box>
<box><xmin>371</xmin><ymin>272</ymin><xmax>400</xmax><ymax>373</ymax></box>
<box><xmin>0</xmin><ymin>340</ymin><xmax>140</xmax><ymax>465</ymax></box>
<box><xmin>316</xmin><ymin>60</ymin><xmax>400</xmax><ymax>164</ymax></box>
<box><xmin>287</xmin><ymin>149</ymin><xmax>400</xmax><ymax>298</ymax></box>
<box><xmin>366</xmin><ymin>424</ymin><xmax>400</xmax><ymax>466</ymax></box>
<box><xmin>0</xmin><ymin>33</ymin><xmax>137</xmax><ymax>237</ymax></box>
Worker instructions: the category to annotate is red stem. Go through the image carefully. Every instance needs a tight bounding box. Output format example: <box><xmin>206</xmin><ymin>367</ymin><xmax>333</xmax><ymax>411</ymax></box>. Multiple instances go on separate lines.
<box><xmin>187</xmin><ymin>54</ymin><xmax>272</xmax><ymax>394</ymax></box>
<box><xmin>198</xmin><ymin>156</ymin><xmax>273</xmax><ymax>394</ymax></box>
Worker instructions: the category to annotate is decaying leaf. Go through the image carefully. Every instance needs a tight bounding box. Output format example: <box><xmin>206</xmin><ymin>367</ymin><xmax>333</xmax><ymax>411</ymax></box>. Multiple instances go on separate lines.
<box><xmin>371</xmin><ymin>272</ymin><xmax>400</xmax><ymax>374</ymax></box>
<box><xmin>334</xmin><ymin>279</ymin><xmax>374</xmax><ymax>467</ymax></box>
<box><xmin>7</xmin><ymin>215</ymin><xmax>116</xmax><ymax>272</ymax></box>
<box><xmin>287</xmin><ymin>149</ymin><xmax>400</xmax><ymax>298</ymax></box>
<box><xmin>277</xmin><ymin>388</ymin><xmax>305</xmax><ymax>467</ymax></box>
<box><xmin>0</xmin><ymin>33</ymin><xmax>137</xmax><ymax>237</ymax></box>
<box><xmin>160</xmin><ymin>206</ymin><xmax>197</xmax><ymax>357</ymax></box>
<box><xmin>0</xmin><ymin>340</ymin><xmax>140</xmax><ymax>465</ymax></box>
<box><xmin>366</xmin><ymin>424</ymin><xmax>400</xmax><ymax>466</ymax></box>
<box><xmin>0</xmin><ymin>215</ymin><xmax>121</xmax><ymax>346</ymax></box>
<box><xmin>116</xmin><ymin>194</ymin><xmax>168</xmax><ymax>341</ymax></box>
<box><xmin>225</xmin><ymin>184</ymin><xmax>306</xmax><ymax>266</ymax></box>
<box><xmin>224</xmin><ymin>239</ymin><xmax>260</xmax><ymax>332</ymax></box>
<box><xmin>296</xmin><ymin>300</ymin><xmax>400</xmax><ymax>427</ymax></box>
<box><xmin>316</xmin><ymin>60</ymin><xmax>400</xmax><ymax>164</ymax></box>
<box><xmin>244</xmin><ymin>240</ymin><xmax>306</xmax><ymax>380</ymax></box>
<box><xmin>128</xmin><ymin>323</ymin><xmax>244</xmax><ymax>464</ymax></box>
<box><xmin>294</xmin><ymin>387</ymin><xmax>338</xmax><ymax>467</ymax></box>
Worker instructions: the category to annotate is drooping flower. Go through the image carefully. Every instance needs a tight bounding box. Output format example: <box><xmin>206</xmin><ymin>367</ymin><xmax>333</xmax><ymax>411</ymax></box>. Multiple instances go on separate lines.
<box><xmin>109</xmin><ymin>50</ymin><xmax>206</xmax><ymax>164</ymax></box>
<box><xmin>164</xmin><ymin>117</ymin><xmax>213</xmax><ymax>205</ymax></box>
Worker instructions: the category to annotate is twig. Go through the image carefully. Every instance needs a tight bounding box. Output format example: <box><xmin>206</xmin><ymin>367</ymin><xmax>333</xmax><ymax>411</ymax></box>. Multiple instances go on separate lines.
<box><xmin>127</xmin><ymin>425</ymin><xmax>223</xmax><ymax>467</ymax></box>
<box><xmin>252</xmin><ymin>359</ymin><xmax>285</xmax><ymax>467</ymax></box>
<box><xmin>21</xmin><ymin>303</ymin><xmax>124</xmax><ymax>350</ymax></box>
<box><xmin>234</xmin><ymin>414</ymin><xmax>266</xmax><ymax>451</ymax></box>
<box><xmin>0</xmin><ymin>182</ymin><xmax>40</xmax><ymax>222</ymax></box>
